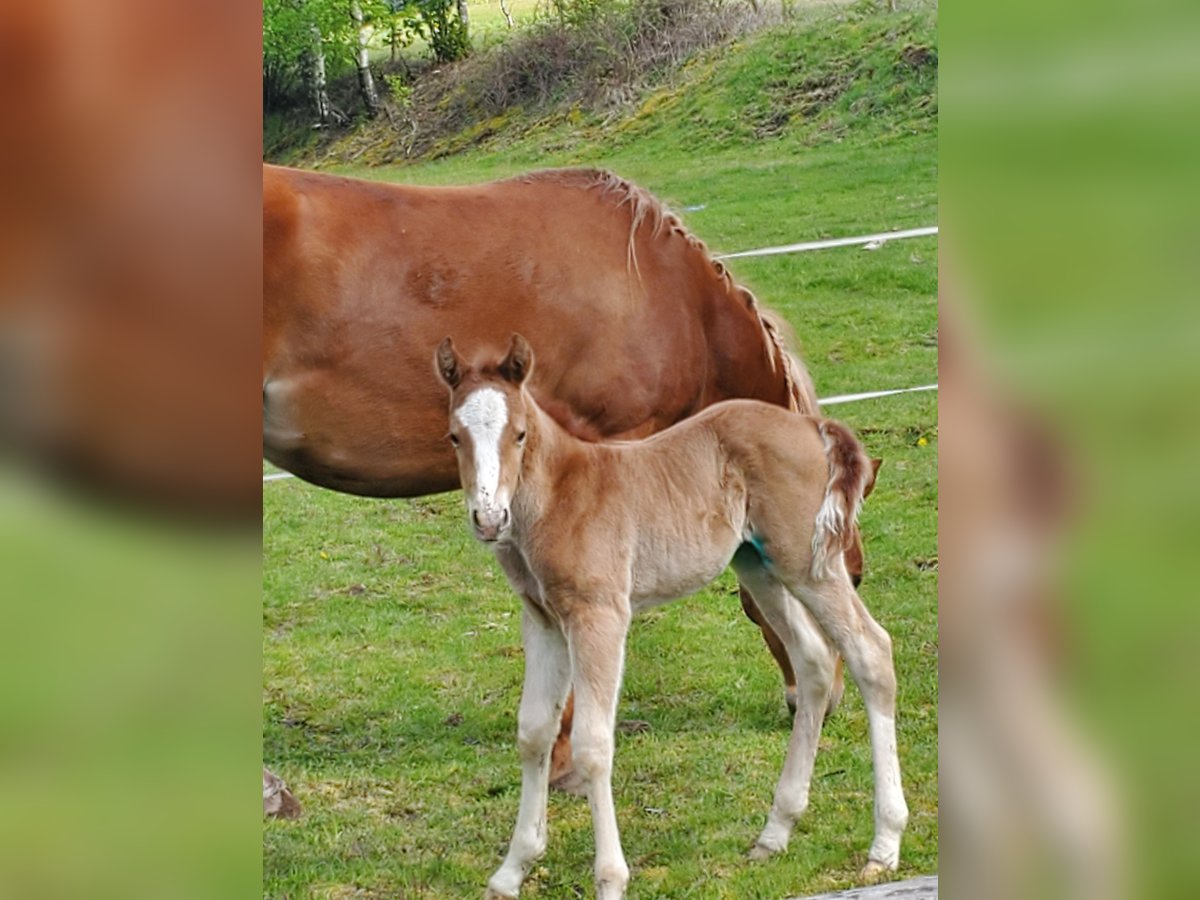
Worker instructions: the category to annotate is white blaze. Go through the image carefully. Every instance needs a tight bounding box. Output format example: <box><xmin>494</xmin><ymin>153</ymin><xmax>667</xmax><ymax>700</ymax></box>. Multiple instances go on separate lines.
<box><xmin>455</xmin><ymin>387</ymin><xmax>509</xmax><ymax>509</ymax></box>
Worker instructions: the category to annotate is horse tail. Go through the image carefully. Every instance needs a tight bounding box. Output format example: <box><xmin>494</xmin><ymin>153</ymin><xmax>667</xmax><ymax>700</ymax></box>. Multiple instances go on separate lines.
<box><xmin>811</xmin><ymin>420</ymin><xmax>873</xmax><ymax>580</ymax></box>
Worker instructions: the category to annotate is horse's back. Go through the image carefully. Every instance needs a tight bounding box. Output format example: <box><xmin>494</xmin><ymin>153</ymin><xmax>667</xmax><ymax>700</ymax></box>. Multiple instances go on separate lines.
<box><xmin>654</xmin><ymin>399</ymin><xmax>827</xmax><ymax>466</ymax></box>
<box><xmin>692</xmin><ymin>400</ymin><xmax>834</xmax><ymax>522</ymax></box>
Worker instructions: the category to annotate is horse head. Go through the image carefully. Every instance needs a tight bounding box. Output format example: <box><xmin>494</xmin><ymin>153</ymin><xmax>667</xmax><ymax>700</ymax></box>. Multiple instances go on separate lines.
<box><xmin>435</xmin><ymin>333</ymin><xmax>535</xmax><ymax>543</ymax></box>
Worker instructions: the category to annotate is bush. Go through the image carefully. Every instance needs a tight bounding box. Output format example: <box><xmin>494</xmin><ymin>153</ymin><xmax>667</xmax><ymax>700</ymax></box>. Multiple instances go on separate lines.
<box><xmin>413</xmin><ymin>0</ymin><xmax>471</xmax><ymax>63</ymax></box>
<box><xmin>429</xmin><ymin>0</ymin><xmax>778</xmax><ymax>128</ymax></box>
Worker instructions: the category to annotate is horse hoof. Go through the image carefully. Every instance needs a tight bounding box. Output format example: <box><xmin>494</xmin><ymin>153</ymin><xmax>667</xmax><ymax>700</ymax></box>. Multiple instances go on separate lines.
<box><xmin>859</xmin><ymin>859</ymin><xmax>892</xmax><ymax>883</ymax></box>
<box><xmin>748</xmin><ymin>842</ymin><xmax>777</xmax><ymax>862</ymax></box>
<box><xmin>262</xmin><ymin>767</ymin><xmax>302</xmax><ymax>819</ymax></box>
<box><xmin>484</xmin><ymin>889</ymin><xmax>517</xmax><ymax>900</ymax></box>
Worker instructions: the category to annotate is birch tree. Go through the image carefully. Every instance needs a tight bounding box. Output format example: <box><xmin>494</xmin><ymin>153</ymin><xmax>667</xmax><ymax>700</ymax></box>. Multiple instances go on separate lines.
<box><xmin>264</xmin><ymin>0</ymin><xmax>467</xmax><ymax>121</ymax></box>
<box><xmin>349</xmin><ymin>2</ymin><xmax>381</xmax><ymax>117</ymax></box>
<box><xmin>309</xmin><ymin>24</ymin><xmax>337</xmax><ymax>123</ymax></box>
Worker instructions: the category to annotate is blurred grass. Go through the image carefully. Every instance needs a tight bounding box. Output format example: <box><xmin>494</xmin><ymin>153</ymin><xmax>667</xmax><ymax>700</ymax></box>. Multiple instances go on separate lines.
<box><xmin>0</xmin><ymin>473</ymin><xmax>260</xmax><ymax>898</ymax></box>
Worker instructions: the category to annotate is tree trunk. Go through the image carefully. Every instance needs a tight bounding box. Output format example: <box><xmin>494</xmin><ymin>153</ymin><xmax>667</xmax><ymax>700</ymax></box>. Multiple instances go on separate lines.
<box><xmin>309</xmin><ymin>26</ymin><xmax>333</xmax><ymax>125</ymax></box>
<box><xmin>457</xmin><ymin>0</ymin><xmax>470</xmax><ymax>32</ymax></box>
<box><xmin>498</xmin><ymin>0</ymin><xmax>514</xmax><ymax>28</ymax></box>
<box><xmin>350</xmin><ymin>2</ymin><xmax>380</xmax><ymax>118</ymax></box>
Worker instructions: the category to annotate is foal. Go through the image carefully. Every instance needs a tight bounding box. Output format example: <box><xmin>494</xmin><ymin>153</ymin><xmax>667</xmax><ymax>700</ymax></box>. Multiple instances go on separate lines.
<box><xmin>435</xmin><ymin>335</ymin><xmax>908</xmax><ymax>900</ymax></box>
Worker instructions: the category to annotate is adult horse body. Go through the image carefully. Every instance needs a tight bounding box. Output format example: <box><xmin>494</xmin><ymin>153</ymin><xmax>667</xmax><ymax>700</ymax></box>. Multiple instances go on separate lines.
<box><xmin>263</xmin><ymin>164</ymin><xmax>842</xmax><ymax>783</ymax></box>
<box><xmin>264</xmin><ymin>164</ymin><xmax>812</xmax><ymax>494</ymax></box>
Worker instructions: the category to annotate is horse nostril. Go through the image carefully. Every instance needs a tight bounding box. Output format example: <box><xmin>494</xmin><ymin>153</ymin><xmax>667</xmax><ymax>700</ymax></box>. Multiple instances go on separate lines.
<box><xmin>472</xmin><ymin>509</ymin><xmax>482</xmax><ymax>528</ymax></box>
<box><xmin>501</xmin><ymin>508</ymin><xmax>510</xmax><ymax>527</ymax></box>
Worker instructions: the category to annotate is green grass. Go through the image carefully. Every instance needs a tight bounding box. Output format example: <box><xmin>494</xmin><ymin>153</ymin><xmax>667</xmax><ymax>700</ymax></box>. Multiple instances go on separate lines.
<box><xmin>468</xmin><ymin>0</ymin><xmax>541</xmax><ymax>47</ymax></box>
<box><xmin>265</xmin><ymin>3</ymin><xmax>936</xmax><ymax>897</ymax></box>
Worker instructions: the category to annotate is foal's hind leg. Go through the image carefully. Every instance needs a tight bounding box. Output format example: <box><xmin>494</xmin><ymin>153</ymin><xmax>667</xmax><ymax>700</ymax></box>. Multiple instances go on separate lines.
<box><xmin>784</xmin><ymin>565</ymin><xmax>909</xmax><ymax>877</ymax></box>
<box><xmin>739</xmin><ymin>585</ymin><xmax>799</xmax><ymax>713</ymax></box>
<box><xmin>487</xmin><ymin>605</ymin><xmax>571</xmax><ymax>899</ymax></box>
<box><xmin>741</xmin><ymin>531</ymin><xmax>868</xmax><ymax>719</ymax></box>
<box><xmin>739</xmin><ymin>590</ymin><xmax>846</xmax><ymax>718</ymax></box>
<box><xmin>732</xmin><ymin>554</ymin><xmax>838</xmax><ymax>860</ymax></box>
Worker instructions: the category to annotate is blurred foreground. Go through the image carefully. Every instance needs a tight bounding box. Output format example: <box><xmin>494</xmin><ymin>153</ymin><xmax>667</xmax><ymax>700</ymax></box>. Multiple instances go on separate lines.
<box><xmin>944</xmin><ymin>2</ymin><xmax>1200</xmax><ymax>897</ymax></box>
<box><xmin>0</xmin><ymin>1</ymin><xmax>262</xmax><ymax>897</ymax></box>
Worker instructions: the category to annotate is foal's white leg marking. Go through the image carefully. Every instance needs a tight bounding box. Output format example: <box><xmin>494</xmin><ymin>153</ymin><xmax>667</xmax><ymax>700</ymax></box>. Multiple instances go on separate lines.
<box><xmin>863</xmin><ymin>711</ymin><xmax>906</xmax><ymax>874</ymax></box>
<box><xmin>733</xmin><ymin>560</ymin><xmax>837</xmax><ymax>859</ymax></box>
<box><xmin>455</xmin><ymin>387</ymin><xmax>509</xmax><ymax>511</ymax></box>
<box><xmin>487</xmin><ymin>607</ymin><xmax>571</xmax><ymax>900</ymax></box>
<box><xmin>566</xmin><ymin>602</ymin><xmax>632</xmax><ymax>900</ymax></box>
<box><xmin>785</xmin><ymin>563</ymin><xmax>909</xmax><ymax>875</ymax></box>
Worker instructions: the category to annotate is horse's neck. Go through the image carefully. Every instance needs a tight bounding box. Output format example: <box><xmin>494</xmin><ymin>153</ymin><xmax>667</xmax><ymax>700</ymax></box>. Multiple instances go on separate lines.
<box><xmin>513</xmin><ymin>400</ymin><xmax>598</xmax><ymax>521</ymax></box>
<box><xmin>699</xmin><ymin>285</ymin><xmax>803</xmax><ymax>413</ymax></box>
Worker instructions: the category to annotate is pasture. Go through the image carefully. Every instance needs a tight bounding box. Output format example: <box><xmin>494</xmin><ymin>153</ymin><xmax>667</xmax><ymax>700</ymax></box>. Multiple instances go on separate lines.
<box><xmin>264</xmin><ymin>6</ymin><xmax>936</xmax><ymax>898</ymax></box>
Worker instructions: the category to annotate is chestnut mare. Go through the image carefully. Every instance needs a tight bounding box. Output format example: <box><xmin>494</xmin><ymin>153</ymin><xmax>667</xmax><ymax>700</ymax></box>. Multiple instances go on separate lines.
<box><xmin>263</xmin><ymin>163</ymin><xmax>861</xmax><ymax>786</ymax></box>
<box><xmin>435</xmin><ymin>334</ymin><xmax>906</xmax><ymax>899</ymax></box>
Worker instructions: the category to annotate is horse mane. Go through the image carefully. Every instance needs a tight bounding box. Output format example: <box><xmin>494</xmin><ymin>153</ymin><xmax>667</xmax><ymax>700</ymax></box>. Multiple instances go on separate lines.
<box><xmin>512</xmin><ymin>168</ymin><xmax>811</xmax><ymax>415</ymax></box>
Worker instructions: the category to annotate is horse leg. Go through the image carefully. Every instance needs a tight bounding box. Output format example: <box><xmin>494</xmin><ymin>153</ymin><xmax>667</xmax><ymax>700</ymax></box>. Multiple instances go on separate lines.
<box><xmin>740</xmin><ymin>584</ymin><xmax>849</xmax><ymax>719</ymax></box>
<box><xmin>495</xmin><ymin>549</ymin><xmax>582</xmax><ymax>795</ymax></box>
<box><xmin>565</xmin><ymin>600</ymin><xmax>632</xmax><ymax>900</ymax></box>
<box><xmin>548</xmin><ymin>694</ymin><xmax>585</xmax><ymax>794</ymax></box>
<box><xmin>738</xmin><ymin>585</ymin><xmax>798</xmax><ymax>713</ymax></box>
<box><xmin>262</xmin><ymin>766</ymin><xmax>301</xmax><ymax>819</ymax></box>
<box><xmin>732</xmin><ymin>554</ymin><xmax>838</xmax><ymax>859</ymax></box>
<box><xmin>486</xmin><ymin>605</ymin><xmax>571</xmax><ymax>900</ymax></box>
<box><xmin>785</xmin><ymin>567</ymin><xmax>909</xmax><ymax>878</ymax></box>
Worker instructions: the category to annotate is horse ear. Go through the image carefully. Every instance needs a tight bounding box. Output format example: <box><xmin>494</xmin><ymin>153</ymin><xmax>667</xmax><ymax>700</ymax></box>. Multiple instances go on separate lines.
<box><xmin>864</xmin><ymin>458</ymin><xmax>883</xmax><ymax>498</ymax></box>
<box><xmin>435</xmin><ymin>337</ymin><xmax>462</xmax><ymax>389</ymax></box>
<box><xmin>499</xmin><ymin>333</ymin><xmax>533</xmax><ymax>384</ymax></box>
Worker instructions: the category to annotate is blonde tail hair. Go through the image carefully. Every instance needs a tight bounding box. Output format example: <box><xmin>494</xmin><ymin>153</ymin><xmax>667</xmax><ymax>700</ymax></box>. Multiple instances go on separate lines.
<box><xmin>811</xmin><ymin>420</ymin><xmax>873</xmax><ymax>579</ymax></box>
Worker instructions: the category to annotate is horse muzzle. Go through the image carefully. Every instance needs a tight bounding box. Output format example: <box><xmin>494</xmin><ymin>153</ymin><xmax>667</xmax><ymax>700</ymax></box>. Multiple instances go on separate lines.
<box><xmin>471</xmin><ymin>506</ymin><xmax>511</xmax><ymax>542</ymax></box>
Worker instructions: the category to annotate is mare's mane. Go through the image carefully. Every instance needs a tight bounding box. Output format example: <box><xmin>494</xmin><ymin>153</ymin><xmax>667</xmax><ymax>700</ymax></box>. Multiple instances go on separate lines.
<box><xmin>512</xmin><ymin>168</ymin><xmax>808</xmax><ymax>415</ymax></box>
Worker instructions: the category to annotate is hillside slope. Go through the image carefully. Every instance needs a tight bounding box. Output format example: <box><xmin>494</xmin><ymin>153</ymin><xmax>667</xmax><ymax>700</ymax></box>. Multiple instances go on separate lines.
<box><xmin>266</xmin><ymin>2</ymin><xmax>936</xmax><ymax>170</ymax></box>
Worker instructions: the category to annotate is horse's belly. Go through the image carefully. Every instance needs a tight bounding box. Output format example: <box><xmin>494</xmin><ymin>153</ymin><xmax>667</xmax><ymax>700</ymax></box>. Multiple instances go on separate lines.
<box><xmin>264</xmin><ymin>446</ymin><xmax>459</xmax><ymax>498</ymax></box>
<box><xmin>630</xmin><ymin>542</ymin><xmax>737</xmax><ymax>613</ymax></box>
<box><xmin>262</xmin><ymin>371</ymin><xmax>458</xmax><ymax>498</ymax></box>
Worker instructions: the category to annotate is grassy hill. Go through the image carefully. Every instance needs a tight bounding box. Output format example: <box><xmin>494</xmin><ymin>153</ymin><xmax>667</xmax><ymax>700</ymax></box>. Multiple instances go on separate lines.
<box><xmin>264</xmin><ymin>2</ymin><xmax>937</xmax><ymax>897</ymax></box>
<box><xmin>266</xmin><ymin>0</ymin><xmax>936</xmax><ymax>172</ymax></box>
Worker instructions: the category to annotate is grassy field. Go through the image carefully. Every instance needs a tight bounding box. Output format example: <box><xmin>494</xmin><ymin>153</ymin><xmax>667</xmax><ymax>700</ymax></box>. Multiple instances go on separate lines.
<box><xmin>265</xmin><ymin>4</ymin><xmax>936</xmax><ymax>897</ymax></box>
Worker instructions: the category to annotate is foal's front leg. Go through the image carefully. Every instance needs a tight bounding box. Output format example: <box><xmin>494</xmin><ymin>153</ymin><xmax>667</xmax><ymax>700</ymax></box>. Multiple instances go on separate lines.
<box><xmin>566</xmin><ymin>599</ymin><xmax>632</xmax><ymax>900</ymax></box>
<box><xmin>486</xmin><ymin>605</ymin><xmax>571</xmax><ymax>900</ymax></box>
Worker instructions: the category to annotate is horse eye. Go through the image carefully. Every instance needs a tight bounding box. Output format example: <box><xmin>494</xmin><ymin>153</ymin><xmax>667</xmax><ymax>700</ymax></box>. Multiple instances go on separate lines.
<box><xmin>516</xmin><ymin>431</ymin><xmax>527</xmax><ymax>444</ymax></box>
<box><xmin>447</xmin><ymin>433</ymin><xmax>460</xmax><ymax>447</ymax></box>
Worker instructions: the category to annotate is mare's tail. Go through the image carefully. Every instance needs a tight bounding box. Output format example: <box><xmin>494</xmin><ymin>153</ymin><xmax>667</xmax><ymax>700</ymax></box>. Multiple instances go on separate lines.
<box><xmin>811</xmin><ymin>420</ymin><xmax>874</xmax><ymax>580</ymax></box>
